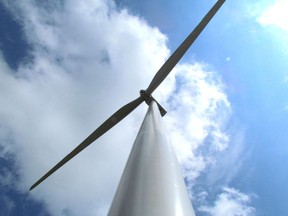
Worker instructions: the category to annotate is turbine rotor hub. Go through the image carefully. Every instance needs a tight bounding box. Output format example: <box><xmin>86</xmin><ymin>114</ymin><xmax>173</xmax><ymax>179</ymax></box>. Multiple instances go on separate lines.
<box><xmin>140</xmin><ymin>89</ymin><xmax>167</xmax><ymax>116</ymax></box>
<box><xmin>140</xmin><ymin>90</ymin><xmax>152</xmax><ymax>105</ymax></box>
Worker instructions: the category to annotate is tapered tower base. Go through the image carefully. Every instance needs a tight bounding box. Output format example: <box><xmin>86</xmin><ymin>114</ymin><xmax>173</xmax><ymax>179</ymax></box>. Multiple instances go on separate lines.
<box><xmin>108</xmin><ymin>101</ymin><xmax>195</xmax><ymax>216</ymax></box>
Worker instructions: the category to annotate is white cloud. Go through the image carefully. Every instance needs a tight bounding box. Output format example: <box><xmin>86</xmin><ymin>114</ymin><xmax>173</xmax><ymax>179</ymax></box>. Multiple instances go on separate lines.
<box><xmin>199</xmin><ymin>187</ymin><xmax>256</xmax><ymax>216</ymax></box>
<box><xmin>0</xmin><ymin>0</ymin><xmax>245</xmax><ymax>215</ymax></box>
<box><xmin>159</xmin><ymin>63</ymin><xmax>231</xmax><ymax>182</ymax></box>
<box><xmin>257</xmin><ymin>0</ymin><xmax>288</xmax><ymax>32</ymax></box>
<box><xmin>0</xmin><ymin>1</ymin><xmax>168</xmax><ymax>215</ymax></box>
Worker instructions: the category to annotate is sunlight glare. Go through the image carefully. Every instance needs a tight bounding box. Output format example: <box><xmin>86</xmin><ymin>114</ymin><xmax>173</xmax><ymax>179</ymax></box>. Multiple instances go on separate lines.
<box><xmin>258</xmin><ymin>0</ymin><xmax>288</xmax><ymax>32</ymax></box>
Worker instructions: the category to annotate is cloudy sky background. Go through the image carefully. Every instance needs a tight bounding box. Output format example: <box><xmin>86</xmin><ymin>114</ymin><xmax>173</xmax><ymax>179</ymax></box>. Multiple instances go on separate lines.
<box><xmin>0</xmin><ymin>0</ymin><xmax>287</xmax><ymax>215</ymax></box>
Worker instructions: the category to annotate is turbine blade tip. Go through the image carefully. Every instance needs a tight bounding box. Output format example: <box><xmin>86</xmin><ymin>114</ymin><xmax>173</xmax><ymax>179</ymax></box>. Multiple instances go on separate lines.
<box><xmin>30</xmin><ymin>183</ymin><xmax>37</xmax><ymax>191</ymax></box>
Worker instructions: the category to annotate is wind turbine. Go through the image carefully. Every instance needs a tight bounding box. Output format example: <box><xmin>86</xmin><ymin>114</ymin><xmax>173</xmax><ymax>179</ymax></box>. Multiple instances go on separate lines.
<box><xmin>30</xmin><ymin>0</ymin><xmax>226</xmax><ymax>215</ymax></box>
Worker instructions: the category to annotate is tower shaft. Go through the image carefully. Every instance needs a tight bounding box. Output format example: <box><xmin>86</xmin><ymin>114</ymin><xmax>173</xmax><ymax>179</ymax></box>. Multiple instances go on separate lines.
<box><xmin>108</xmin><ymin>101</ymin><xmax>195</xmax><ymax>216</ymax></box>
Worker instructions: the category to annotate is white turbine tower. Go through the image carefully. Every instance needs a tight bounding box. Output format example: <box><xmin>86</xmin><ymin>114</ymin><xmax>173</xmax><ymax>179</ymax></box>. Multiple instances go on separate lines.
<box><xmin>30</xmin><ymin>1</ymin><xmax>226</xmax><ymax>215</ymax></box>
<box><xmin>108</xmin><ymin>101</ymin><xmax>195</xmax><ymax>215</ymax></box>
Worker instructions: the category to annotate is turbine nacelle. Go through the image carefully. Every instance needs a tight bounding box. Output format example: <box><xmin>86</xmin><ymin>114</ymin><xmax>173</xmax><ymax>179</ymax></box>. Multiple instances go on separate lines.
<box><xmin>140</xmin><ymin>89</ymin><xmax>167</xmax><ymax>116</ymax></box>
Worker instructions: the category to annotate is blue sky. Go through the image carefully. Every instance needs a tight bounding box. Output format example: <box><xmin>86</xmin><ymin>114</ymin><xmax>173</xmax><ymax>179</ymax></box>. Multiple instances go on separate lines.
<box><xmin>0</xmin><ymin>0</ymin><xmax>288</xmax><ymax>215</ymax></box>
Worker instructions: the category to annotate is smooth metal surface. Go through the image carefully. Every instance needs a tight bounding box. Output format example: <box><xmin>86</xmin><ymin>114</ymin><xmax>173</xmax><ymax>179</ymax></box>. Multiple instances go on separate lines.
<box><xmin>108</xmin><ymin>101</ymin><xmax>195</xmax><ymax>216</ymax></box>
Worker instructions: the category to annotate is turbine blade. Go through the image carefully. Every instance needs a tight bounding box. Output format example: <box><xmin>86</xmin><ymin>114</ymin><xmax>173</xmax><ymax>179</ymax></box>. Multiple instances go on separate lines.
<box><xmin>145</xmin><ymin>0</ymin><xmax>225</xmax><ymax>95</ymax></box>
<box><xmin>30</xmin><ymin>96</ymin><xmax>144</xmax><ymax>190</ymax></box>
